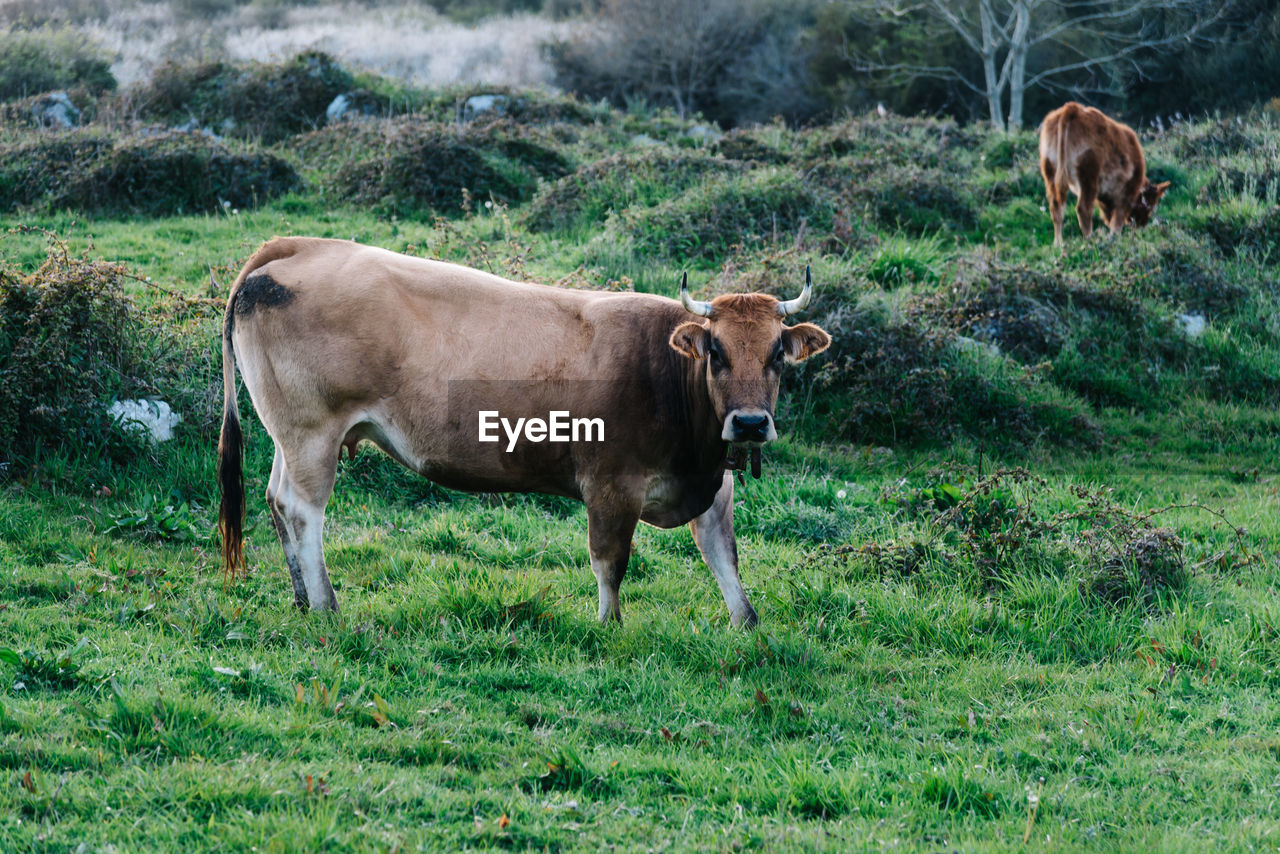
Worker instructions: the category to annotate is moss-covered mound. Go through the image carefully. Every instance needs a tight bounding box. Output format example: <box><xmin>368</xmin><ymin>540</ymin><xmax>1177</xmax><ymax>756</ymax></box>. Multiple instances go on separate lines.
<box><xmin>0</xmin><ymin>130</ymin><xmax>299</xmax><ymax>216</ymax></box>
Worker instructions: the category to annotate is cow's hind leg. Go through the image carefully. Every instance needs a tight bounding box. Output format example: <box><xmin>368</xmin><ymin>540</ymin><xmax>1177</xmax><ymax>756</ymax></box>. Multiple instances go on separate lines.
<box><xmin>266</xmin><ymin>437</ymin><xmax>340</xmax><ymax>611</ymax></box>
<box><xmin>1074</xmin><ymin>151</ymin><xmax>1100</xmax><ymax>239</ymax></box>
<box><xmin>690</xmin><ymin>472</ymin><xmax>758</xmax><ymax>629</ymax></box>
<box><xmin>1041</xmin><ymin>157</ymin><xmax>1065</xmax><ymax>247</ymax></box>
<box><xmin>585</xmin><ymin>499</ymin><xmax>640</xmax><ymax>624</ymax></box>
<box><xmin>265</xmin><ymin>446</ymin><xmax>308</xmax><ymax>608</ymax></box>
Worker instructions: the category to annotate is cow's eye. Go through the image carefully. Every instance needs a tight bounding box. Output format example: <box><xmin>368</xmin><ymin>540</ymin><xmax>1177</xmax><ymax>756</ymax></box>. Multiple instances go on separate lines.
<box><xmin>771</xmin><ymin>347</ymin><xmax>785</xmax><ymax>366</ymax></box>
<box><xmin>708</xmin><ymin>341</ymin><xmax>724</xmax><ymax>365</ymax></box>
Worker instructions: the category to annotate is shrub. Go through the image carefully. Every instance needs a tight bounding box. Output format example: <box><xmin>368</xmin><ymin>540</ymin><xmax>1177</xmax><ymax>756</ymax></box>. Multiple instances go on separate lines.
<box><xmin>801</xmin><ymin>293</ymin><xmax>1096</xmax><ymax>448</ymax></box>
<box><xmin>307</xmin><ymin>117</ymin><xmax>571</xmax><ymax>216</ymax></box>
<box><xmin>709</xmin><ymin>125</ymin><xmax>797</xmax><ymax>164</ymax></box>
<box><xmin>819</xmin><ymin>159</ymin><xmax>977</xmax><ymax>235</ymax></box>
<box><xmin>1189</xmin><ymin>200</ymin><xmax>1280</xmax><ymax>257</ymax></box>
<box><xmin>0</xmin><ymin>132</ymin><xmax>114</xmax><ymax>210</ymax></box>
<box><xmin>0</xmin><ymin>241</ymin><xmax>150</xmax><ymax>471</ymax></box>
<box><xmin>604</xmin><ymin>167</ymin><xmax>835</xmax><ymax>262</ymax></box>
<box><xmin>130</xmin><ymin>51</ymin><xmax>357</xmax><ymax>143</ymax></box>
<box><xmin>524</xmin><ymin>148</ymin><xmax>748</xmax><ymax>232</ymax></box>
<box><xmin>0</xmin><ymin>131</ymin><xmax>300</xmax><ymax>216</ymax></box>
<box><xmin>0</xmin><ymin>27</ymin><xmax>115</xmax><ymax>101</ymax></box>
<box><xmin>804</xmin><ymin>114</ymin><xmax>980</xmax><ymax>170</ymax></box>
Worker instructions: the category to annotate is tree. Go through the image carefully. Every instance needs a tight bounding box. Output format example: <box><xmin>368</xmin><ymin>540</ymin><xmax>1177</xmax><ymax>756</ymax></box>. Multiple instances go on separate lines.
<box><xmin>546</xmin><ymin>0</ymin><xmax>816</xmax><ymax>125</ymax></box>
<box><xmin>845</xmin><ymin>0</ymin><xmax>1233</xmax><ymax>130</ymax></box>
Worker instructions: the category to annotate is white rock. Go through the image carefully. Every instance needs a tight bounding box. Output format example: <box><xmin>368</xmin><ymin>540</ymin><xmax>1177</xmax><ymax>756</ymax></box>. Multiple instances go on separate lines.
<box><xmin>31</xmin><ymin>91</ymin><xmax>79</xmax><ymax>130</ymax></box>
<box><xmin>462</xmin><ymin>93</ymin><xmax>509</xmax><ymax>120</ymax></box>
<box><xmin>1177</xmin><ymin>313</ymin><xmax>1207</xmax><ymax>338</ymax></box>
<box><xmin>109</xmin><ymin>399</ymin><xmax>182</xmax><ymax>443</ymax></box>
<box><xmin>326</xmin><ymin>93</ymin><xmax>351</xmax><ymax>123</ymax></box>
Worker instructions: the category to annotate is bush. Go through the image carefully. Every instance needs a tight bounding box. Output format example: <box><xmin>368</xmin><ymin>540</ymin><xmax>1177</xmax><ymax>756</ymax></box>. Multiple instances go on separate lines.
<box><xmin>933</xmin><ymin>248</ymin><xmax>1280</xmax><ymax>410</ymax></box>
<box><xmin>603</xmin><ymin>167</ymin><xmax>835</xmax><ymax>262</ymax></box>
<box><xmin>0</xmin><ymin>27</ymin><xmax>115</xmax><ymax>101</ymax></box>
<box><xmin>307</xmin><ymin>117</ymin><xmax>571</xmax><ymax>216</ymax></box>
<box><xmin>0</xmin><ymin>131</ymin><xmax>300</xmax><ymax>216</ymax></box>
<box><xmin>130</xmin><ymin>51</ymin><xmax>357</xmax><ymax>143</ymax></box>
<box><xmin>524</xmin><ymin>148</ymin><xmax>749</xmax><ymax>232</ymax></box>
<box><xmin>804</xmin><ymin>114</ymin><xmax>980</xmax><ymax>170</ymax></box>
<box><xmin>0</xmin><ymin>241</ymin><xmax>150</xmax><ymax>471</ymax></box>
<box><xmin>0</xmin><ymin>133</ymin><xmax>114</xmax><ymax>209</ymax></box>
<box><xmin>801</xmin><ymin>292</ymin><xmax>1097</xmax><ymax>448</ymax></box>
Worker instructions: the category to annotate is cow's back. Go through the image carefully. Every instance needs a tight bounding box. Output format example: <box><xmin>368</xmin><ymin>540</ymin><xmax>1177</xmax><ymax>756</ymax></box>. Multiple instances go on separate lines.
<box><xmin>227</xmin><ymin>237</ymin><xmax>701</xmax><ymax>493</ymax></box>
<box><xmin>1039</xmin><ymin>102</ymin><xmax>1144</xmax><ymax>200</ymax></box>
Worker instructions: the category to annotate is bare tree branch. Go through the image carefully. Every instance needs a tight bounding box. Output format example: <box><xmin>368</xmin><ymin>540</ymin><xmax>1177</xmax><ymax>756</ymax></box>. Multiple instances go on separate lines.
<box><xmin>843</xmin><ymin>0</ymin><xmax>1239</xmax><ymax>130</ymax></box>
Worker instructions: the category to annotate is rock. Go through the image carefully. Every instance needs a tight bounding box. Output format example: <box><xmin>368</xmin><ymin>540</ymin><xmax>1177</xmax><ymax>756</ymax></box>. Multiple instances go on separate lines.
<box><xmin>326</xmin><ymin>90</ymin><xmax>381</xmax><ymax>124</ymax></box>
<box><xmin>685</xmin><ymin>124</ymin><xmax>722</xmax><ymax>143</ymax></box>
<box><xmin>108</xmin><ymin>399</ymin><xmax>182</xmax><ymax>443</ymax></box>
<box><xmin>1177</xmin><ymin>312</ymin><xmax>1207</xmax><ymax>338</ymax></box>
<box><xmin>31</xmin><ymin>91</ymin><xmax>79</xmax><ymax>130</ymax></box>
<box><xmin>461</xmin><ymin>93</ymin><xmax>509</xmax><ymax>121</ymax></box>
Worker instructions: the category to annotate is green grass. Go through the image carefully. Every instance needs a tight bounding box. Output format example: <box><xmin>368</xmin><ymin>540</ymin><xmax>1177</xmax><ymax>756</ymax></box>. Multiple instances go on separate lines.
<box><xmin>3</xmin><ymin>81</ymin><xmax>1280</xmax><ymax>850</ymax></box>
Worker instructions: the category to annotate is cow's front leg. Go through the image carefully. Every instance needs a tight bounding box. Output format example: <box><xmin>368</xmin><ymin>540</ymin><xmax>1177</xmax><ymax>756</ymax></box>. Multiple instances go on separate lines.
<box><xmin>585</xmin><ymin>500</ymin><xmax>639</xmax><ymax>624</ymax></box>
<box><xmin>690</xmin><ymin>472</ymin><xmax>758</xmax><ymax>629</ymax></box>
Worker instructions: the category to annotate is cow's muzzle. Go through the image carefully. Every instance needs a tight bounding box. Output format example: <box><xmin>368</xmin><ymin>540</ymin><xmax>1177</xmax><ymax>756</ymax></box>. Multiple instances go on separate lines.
<box><xmin>722</xmin><ymin>409</ymin><xmax>777</xmax><ymax>444</ymax></box>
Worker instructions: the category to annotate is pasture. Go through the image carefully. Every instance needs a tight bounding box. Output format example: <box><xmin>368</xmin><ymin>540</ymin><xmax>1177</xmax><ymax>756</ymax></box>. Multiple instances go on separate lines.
<box><xmin>3</xmin><ymin>60</ymin><xmax>1280</xmax><ymax>850</ymax></box>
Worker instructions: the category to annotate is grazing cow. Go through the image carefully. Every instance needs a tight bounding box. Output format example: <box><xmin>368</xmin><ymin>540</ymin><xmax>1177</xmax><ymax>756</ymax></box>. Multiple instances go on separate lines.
<box><xmin>217</xmin><ymin>238</ymin><xmax>830</xmax><ymax>628</ymax></box>
<box><xmin>1039</xmin><ymin>102</ymin><xmax>1170</xmax><ymax>246</ymax></box>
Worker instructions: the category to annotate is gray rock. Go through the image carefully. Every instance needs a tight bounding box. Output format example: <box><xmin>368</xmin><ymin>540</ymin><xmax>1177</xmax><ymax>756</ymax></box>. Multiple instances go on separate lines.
<box><xmin>462</xmin><ymin>93</ymin><xmax>509</xmax><ymax>121</ymax></box>
<box><xmin>1177</xmin><ymin>312</ymin><xmax>1207</xmax><ymax>338</ymax></box>
<box><xmin>31</xmin><ymin>91</ymin><xmax>79</xmax><ymax>130</ymax></box>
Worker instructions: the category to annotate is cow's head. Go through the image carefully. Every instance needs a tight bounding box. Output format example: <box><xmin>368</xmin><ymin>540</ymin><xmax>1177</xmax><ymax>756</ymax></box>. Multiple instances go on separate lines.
<box><xmin>669</xmin><ymin>268</ymin><xmax>831</xmax><ymax>445</ymax></box>
<box><xmin>1130</xmin><ymin>180</ymin><xmax>1171</xmax><ymax>227</ymax></box>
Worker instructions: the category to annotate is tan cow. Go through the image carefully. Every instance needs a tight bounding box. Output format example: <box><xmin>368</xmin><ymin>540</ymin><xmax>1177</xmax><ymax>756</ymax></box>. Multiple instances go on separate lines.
<box><xmin>1039</xmin><ymin>102</ymin><xmax>1170</xmax><ymax>246</ymax></box>
<box><xmin>217</xmin><ymin>237</ymin><xmax>830</xmax><ymax>628</ymax></box>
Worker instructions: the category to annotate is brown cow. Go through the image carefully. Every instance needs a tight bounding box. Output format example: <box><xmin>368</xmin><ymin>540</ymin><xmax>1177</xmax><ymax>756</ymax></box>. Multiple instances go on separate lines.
<box><xmin>1039</xmin><ymin>102</ymin><xmax>1170</xmax><ymax>246</ymax></box>
<box><xmin>217</xmin><ymin>237</ymin><xmax>830</xmax><ymax>628</ymax></box>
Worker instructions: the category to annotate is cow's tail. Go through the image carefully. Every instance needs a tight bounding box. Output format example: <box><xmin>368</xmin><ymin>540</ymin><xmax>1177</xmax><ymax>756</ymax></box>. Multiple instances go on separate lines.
<box><xmin>217</xmin><ymin>295</ymin><xmax>246</xmax><ymax>580</ymax></box>
<box><xmin>1053</xmin><ymin>104</ymin><xmax>1073</xmax><ymax>193</ymax></box>
<box><xmin>216</xmin><ymin>236</ymin><xmax>305</xmax><ymax>580</ymax></box>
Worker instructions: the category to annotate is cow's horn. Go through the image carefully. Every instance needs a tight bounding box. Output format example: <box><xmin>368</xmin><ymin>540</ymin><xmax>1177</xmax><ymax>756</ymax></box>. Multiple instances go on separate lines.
<box><xmin>777</xmin><ymin>266</ymin><xmax>813</xmax><ymax>316</ymax></box>
<box><xmin>680</xmin><ymin>272</ymin><xmax>714</xmax><ymax>317</ymax></box>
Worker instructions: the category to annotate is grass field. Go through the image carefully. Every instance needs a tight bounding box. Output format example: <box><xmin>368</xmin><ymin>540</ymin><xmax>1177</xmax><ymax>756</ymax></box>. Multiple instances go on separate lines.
<box><xmin>3</xmin><ymin>60</ymin><xmax>1280</xmax><ymax>850</ymax></box>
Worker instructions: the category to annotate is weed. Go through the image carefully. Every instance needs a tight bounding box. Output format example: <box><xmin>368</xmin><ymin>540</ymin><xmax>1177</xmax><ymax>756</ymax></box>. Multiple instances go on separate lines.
<box><xmin>0</xmin><ymin>637</ymin><xmax>90</xmax><ymax>690</ymax></box>
<box><xmin>105</xmin><ymin>490</ymin><xmax>203</xmax><ymax>543</ymax></box>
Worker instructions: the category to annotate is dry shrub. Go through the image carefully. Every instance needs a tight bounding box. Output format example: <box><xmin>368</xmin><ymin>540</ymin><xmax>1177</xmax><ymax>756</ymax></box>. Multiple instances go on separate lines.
<box><xmin>604</xmin><ymin>167</ymin><xmax>834</xmax><ymax>261</ymax></box>
<box><xmin>0</xmin><ymin>130</ymin><xmax>299</xmax><ymax>216</ymax></box>
<box><xmin>1083</xmin><ymin>528</ymin><xmax>1187</xmax><ymax>607</ymax></box>
<box><xmin>524</xmin><ymin>148</ymin><xmax>749</xmax><ymax>232</ymax></box>
<box><xmin>804</xmin><ymin>114</ymin><xmax>980</xmax><ymax>169</ymax></box>
<box><xmin>0</xmin><ymin>239</ymin><xmax>149</xmax><ymax>471</ymax></box>
<box><xmin>814</xmin><ymin>158</ymin><xmax>977</xmax><ymax>235</ymax></box>
<box><xmin>306</xmin><ymin>116</ymin><xmax>571</xmax><ymax>216</ymax></box>
<box><xmin>801</xmin><ymin>293</ymin><xmax>1097</xmax><ymax>448</ymax></box>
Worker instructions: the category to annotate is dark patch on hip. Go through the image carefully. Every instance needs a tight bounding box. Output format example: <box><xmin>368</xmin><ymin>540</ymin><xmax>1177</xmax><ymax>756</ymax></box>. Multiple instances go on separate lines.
<box><xmin>235</xmin><ymin>273</ymin><xmax>296</xmax><ymax>317</ymax></box>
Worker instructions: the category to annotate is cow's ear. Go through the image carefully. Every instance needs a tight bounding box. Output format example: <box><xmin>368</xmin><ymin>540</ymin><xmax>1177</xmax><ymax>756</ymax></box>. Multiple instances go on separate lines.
<box><xmin>781</xmin><ymin>322</ymin><xmax>831</xmax><ymax>363</ymax></box>
<box><xmin>670</xmin><ymin>321</ymin><xmax>710</xmax><ymax>359</ymax></box>
<box><xmin>1154</xmin><ymin>181</ymin><xmax>1171</xmax><ymax>196</ymax></box>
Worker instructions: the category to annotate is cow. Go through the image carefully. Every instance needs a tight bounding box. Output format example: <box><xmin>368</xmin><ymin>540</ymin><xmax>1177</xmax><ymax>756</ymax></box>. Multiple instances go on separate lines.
<box><xmin>1038</xmin><ymin>102</ymin><xmax>1170</xmax><ymax>246</ymax></box>
<box><xmin>217</xmin><ymin>237</ymin><xmax>831</xmax><ymax>628</ymax></box>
